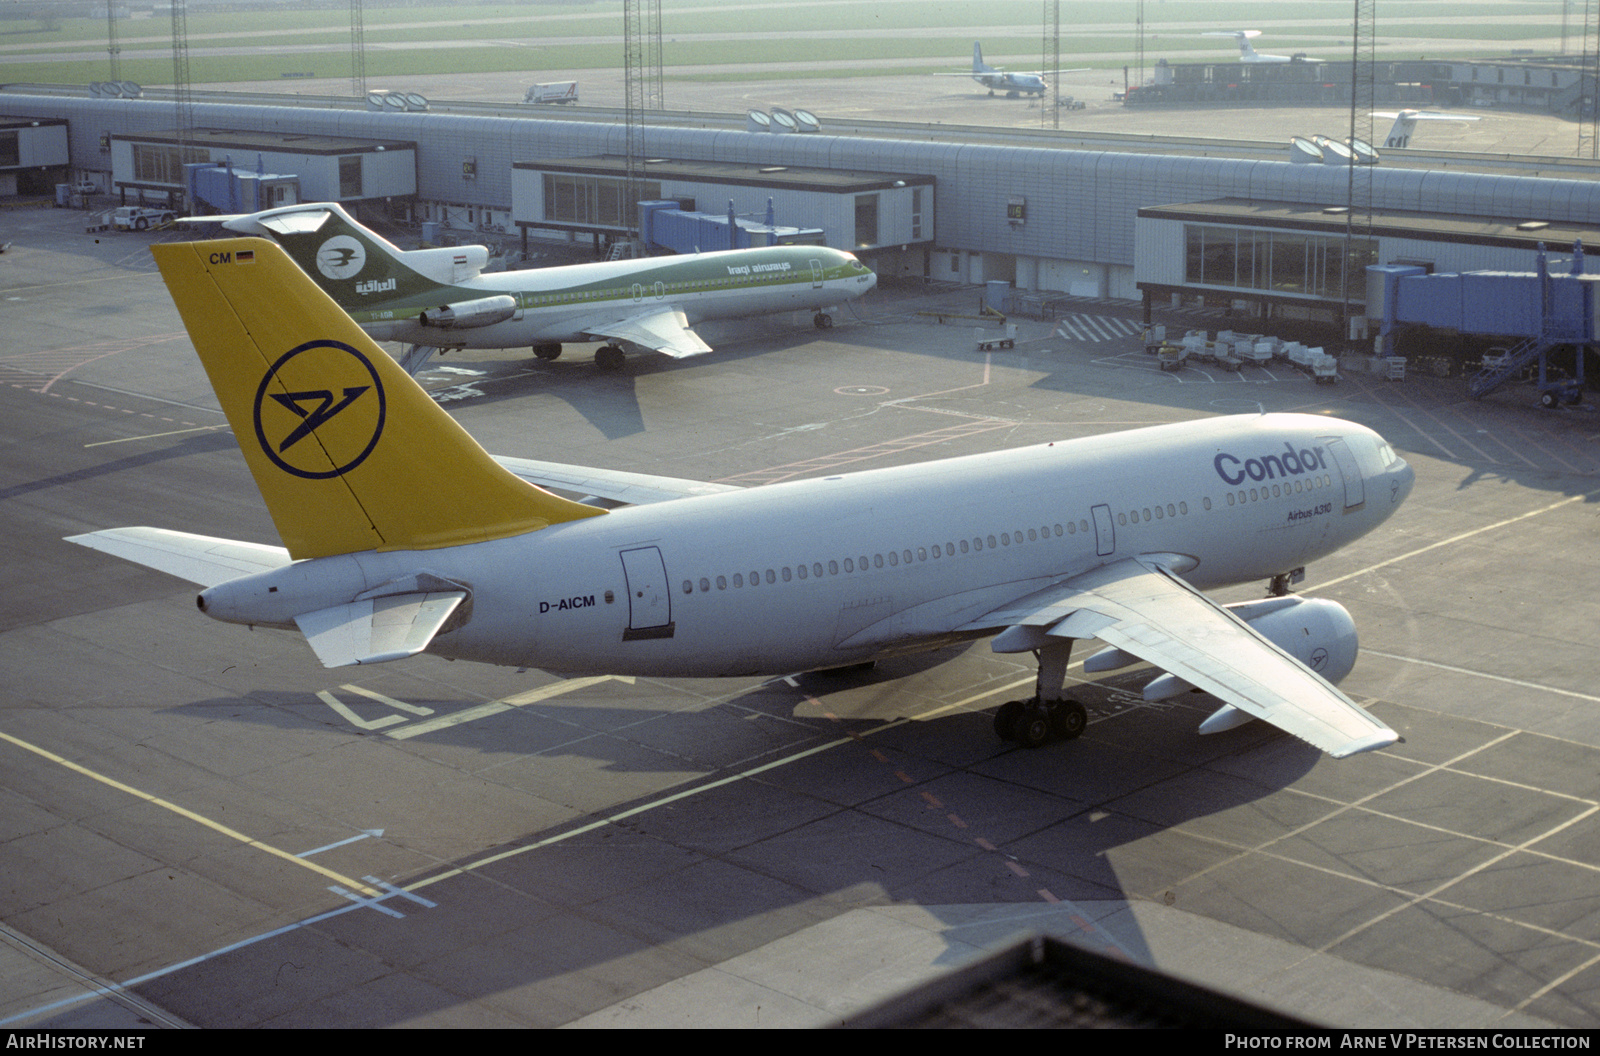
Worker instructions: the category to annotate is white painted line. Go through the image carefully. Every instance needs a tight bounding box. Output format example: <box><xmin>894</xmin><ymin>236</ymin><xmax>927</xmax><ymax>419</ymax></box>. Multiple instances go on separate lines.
<box><xmin>1363</xmin><ymin>649</ymin><xmax>1600</xmax><ymax>705</ymax></box>
<box><xmin>331</xmin><ymin>884</ymin><xmax>406</xmax><ymax>918</ymax></box>
<box><xmin>0</xmin><ymin>885</ymin><xmax>429</xmax><ymax>1026</ymax></box>
<box><xmin>316</xmin><ymin>690</ymin><xmax>407</xmax><ymax>731</ymax></box>
<box><xmin>407</xmin><ymin>673</ymin><xmax>1043</xmax><ymax>892</ymax></box>
<box><xmin>1315</xmin><ymin>488</ymin><xmax>1600</xmax><ymax>592</ymax></box>
<box><xmin>0</xmin><ymin>727</ymin><xmax>378</xmax><ymax>897</ymax></box>
<box><xmin>343</xmin><ymin>683</ymin><xmax>434</xmax><ymax>716</ymax></box>
<box><xmin>366</xmin><ymin>877</ymin><xmax>436</xmax><ymax>910</ymax></box>
<box><xmin>386</xmin><ymin>674</ymin><xmax>632</xmax><ymax>740</ymax></box>
<box><xmin>298</xmin><ymin>829</ymin><xmax>384</xmax><ymax>858</ymax></box>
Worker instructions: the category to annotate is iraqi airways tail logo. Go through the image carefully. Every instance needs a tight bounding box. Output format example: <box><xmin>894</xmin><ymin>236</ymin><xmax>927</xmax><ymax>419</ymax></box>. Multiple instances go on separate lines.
<box><xmin>316</xmin><ymin>235</ymin><xmax>367</xmax><ymax>280</ymax></box>
<box><xmin>253</xmin><ymin>341</ymin><xmax>386</xmax><ymax>480</ymax></box>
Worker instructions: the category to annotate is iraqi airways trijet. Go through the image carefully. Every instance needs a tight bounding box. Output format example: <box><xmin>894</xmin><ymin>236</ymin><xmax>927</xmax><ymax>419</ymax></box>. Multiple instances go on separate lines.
<box><xmin>205</xmin><ymin>202</ymin><xmax>877</xmax><ymax>372</ymax></box>
<box><xmin>68</xmin><ymin>238</ymin><xmax>1414</xmax><ymax>758</ymax></box>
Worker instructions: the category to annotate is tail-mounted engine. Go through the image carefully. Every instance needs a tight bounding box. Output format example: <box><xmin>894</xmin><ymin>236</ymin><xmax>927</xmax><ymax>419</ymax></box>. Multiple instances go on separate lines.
<box><xmin>420</xmin><ymin>295</ymin><xmax>517</xmax><ymax>329</ymax></box>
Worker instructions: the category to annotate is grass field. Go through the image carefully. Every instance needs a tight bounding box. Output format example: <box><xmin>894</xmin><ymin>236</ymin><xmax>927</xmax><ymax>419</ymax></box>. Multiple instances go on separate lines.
<box><xmin>0</xmin><ymin>0</ymin><xmax>1572</xmax><ymax>88</ymax></box>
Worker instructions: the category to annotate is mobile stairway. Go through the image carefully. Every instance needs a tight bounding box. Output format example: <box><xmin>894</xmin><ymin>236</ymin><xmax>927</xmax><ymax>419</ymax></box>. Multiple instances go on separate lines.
<box><xmin>1467</xmin><ymin>244</ymin><xmax>1591</xmax><ymax>407</ymax></box>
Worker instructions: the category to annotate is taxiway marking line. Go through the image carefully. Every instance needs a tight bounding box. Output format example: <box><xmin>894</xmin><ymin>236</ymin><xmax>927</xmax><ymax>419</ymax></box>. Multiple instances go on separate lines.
<box><xmin>84</xmin><ymin>423</ymin><xmax>227</xmax><ymax>448</ymax></box>
<box><xmin>405</xmin><ymin>674</ymin><xmax>1042</xmax><ymax>893</ymax></box>
<box><xmin>1363</xmin><ymin>649</ymin><xmax>1600</xmax><ymax>705</ymax></box>
<box><xmin>0</xmin><ymin>881</ymin><xmax>401</xmax><ymax>1028</ymax></box>
<box><xmin>0</xmin><ymin>728</ymin><xmax>379</xmax><ymax>897</ymax></box>
<box><xmin>385</xmin><ymin>674</ymin><xmax>631</xmax><ymax>739</ymax></box>
<box><xmin>1315</xmin><ymin>488</ymin><xmax>1600</xmax><ymax>592</ymax></box>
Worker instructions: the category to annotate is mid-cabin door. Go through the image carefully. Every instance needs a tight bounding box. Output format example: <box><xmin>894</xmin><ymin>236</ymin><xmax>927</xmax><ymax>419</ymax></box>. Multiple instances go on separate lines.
<box><xmin>619</xmin><ymin>546</ymin><xmax>675</xmax><ymax>640</ymax></box>
<box><xmin>1091</xmin><ymin>503</ymin><xmax>1116</xmax><ymax>557</ymax></box>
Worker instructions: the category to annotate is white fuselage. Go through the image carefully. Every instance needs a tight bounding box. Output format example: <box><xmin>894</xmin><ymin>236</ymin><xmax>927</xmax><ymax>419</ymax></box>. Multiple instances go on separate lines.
<box><xmin>203</xmin><ymin>414</ymin><xmax>1414</xmax><ymax>679</ymax></box>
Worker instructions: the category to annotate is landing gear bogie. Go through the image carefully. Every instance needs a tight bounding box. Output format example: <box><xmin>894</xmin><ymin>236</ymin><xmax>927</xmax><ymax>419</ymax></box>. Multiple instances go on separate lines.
<box><xmin>1050</xmin><ymin>699</ymin><xmax>1088</xmax><ymax>740</ymax></box>
<box><xmin>993</xmin><ymin>699</ymin><xmax>1025</xmax><ymax>740</ymax></box>
<box><xmin>594</xmin><ymin>344</ymin><xmax>626</xmax><ymax>371</ymax></box>
<box><xmin>994</xmin><ymin>697</ymin><xmax>1086</xmax><ymax>748</ymax></box>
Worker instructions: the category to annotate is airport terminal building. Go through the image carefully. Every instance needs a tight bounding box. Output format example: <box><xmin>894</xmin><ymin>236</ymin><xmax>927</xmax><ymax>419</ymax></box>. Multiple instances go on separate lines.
<box><xmin>6</xmin><ymin>89</ymin><xmax>1600</xmax><ymax>335</ymax></box>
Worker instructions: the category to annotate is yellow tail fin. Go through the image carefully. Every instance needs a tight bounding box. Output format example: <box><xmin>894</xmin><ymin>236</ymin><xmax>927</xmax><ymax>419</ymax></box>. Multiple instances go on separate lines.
<box><xmin>152</xmin><ymin>238</ymin><xmax>603</xmax><ymax>560</ymax></box>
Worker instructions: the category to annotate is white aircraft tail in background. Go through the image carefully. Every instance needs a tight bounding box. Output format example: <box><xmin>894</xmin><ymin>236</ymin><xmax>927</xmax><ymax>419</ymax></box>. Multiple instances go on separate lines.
<box><xmin>1204</xmin><ymin>30</ymin><xmax>1303</xmax><ymax>64</ymax></box>
<box><xmin>1374</xmin><ymin>110</ymin><xmax>1483</xmax><ymax>149</ymax></box>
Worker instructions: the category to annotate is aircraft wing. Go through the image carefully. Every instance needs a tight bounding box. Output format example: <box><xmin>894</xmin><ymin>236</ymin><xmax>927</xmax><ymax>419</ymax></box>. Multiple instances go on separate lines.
<box><xmin>964</xmin><ymin>557</ymin><xmax>1397</xmax><ymax>758</ymax></box>
<box><xmin>493</xmin><ymin>456</ymin><xmax>742</xmax><ymax>506</ymax></box>
<box><xmin>65</xmin><ymin>527</ymin><xmax>291</xmax><ymax>587</ymax></box>
<box><xmin>582</xmin><ymin>308</ymin><xmax>713</xmax><ymax>358</ymax></box>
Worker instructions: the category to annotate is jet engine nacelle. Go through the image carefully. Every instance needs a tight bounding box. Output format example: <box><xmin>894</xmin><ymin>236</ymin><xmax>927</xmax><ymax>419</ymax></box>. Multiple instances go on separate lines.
<box><xmin>1225</xmin><ymin>594</ymin><xmax>1359</xmax><ymax>685</ymax></box>
<box><xmin>419</xmin><ymin>295</ymin><xmax>517</xmax><ymax>329</ymax></box>
<box><xmin>1095</xmin><ymin>594</ymin><xmax>1359</xmax><ymax>703</ymax></box>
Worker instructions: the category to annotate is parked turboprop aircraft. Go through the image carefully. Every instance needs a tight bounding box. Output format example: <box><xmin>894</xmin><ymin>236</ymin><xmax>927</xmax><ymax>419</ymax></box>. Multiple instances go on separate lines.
<box><xmin>68</xmin><ymin>238</ymin><xmax>1414</xmax><ymax>758</ymax></box>
<box><xmin>203</xmin><ymin>202</ymin><xmax>876</xmax><ymax>372</ymax></box>
<box><xmin>1204</xmin><ymin>30</ymin><xmax>1304</xmax><ymax>64</ymax></box>
<box><xmin>1374</xmin><ymin>110</ymin><xmax>1482</xmax><ymax>149</ymax></box>
<box><xmin>945</xmin><ymin>42</ymin><xmax>1049</xmax><ymax>97</ymax></box>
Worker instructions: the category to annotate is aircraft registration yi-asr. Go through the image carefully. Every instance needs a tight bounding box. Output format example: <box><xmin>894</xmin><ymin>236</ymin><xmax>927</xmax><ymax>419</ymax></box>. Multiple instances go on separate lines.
<box><xmin>207</xmin><ymin>202</ymin><xmax>876</xmax><ymax>372</ymax></box>
<box><xmin>69</xmin><ymin>238</ymin><xmax>1414</xmax><ymax>759</ymax></box>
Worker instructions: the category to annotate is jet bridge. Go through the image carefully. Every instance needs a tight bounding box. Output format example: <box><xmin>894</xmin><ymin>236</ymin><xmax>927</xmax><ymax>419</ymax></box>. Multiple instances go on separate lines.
<box><xmin>1372</xmin><ymin>244</ymin><xmax>1596</xmax><ymax>407</ymax></box>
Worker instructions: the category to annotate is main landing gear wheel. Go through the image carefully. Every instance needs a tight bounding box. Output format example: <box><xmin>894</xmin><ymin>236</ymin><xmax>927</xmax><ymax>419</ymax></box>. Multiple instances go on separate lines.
<box><xmin>533</xmin><ymin>343</ymin><xmax>562</xmax><ymax>361</ymax></box>
<box><xmin>594</xmin><ymin>345</ymin><xmax>625</xmax><ymax>371</ymax></box>
<box><xmin>814</xmin><ymin>312</ymin><xmax>833</xmax><ymax>330</ymax></box>
<box><xmin>993</xmin><ymin>698</ymin><xmax>1086</xmax><ymax>748</ymax></box>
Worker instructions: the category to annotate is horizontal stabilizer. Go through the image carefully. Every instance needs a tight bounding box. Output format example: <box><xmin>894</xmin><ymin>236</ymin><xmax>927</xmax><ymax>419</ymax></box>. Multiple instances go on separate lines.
<box><xmin>65</xmin><ymin>527</ymin><xmax>290</xmax><ymax>587</ymax></box>
<box><xmin>584</xmin><ymin>308</ymin><xmax>713</xmax><ymax>358</ymax></box>
<box><xmin>493</xmin><ymin>456</ymin><xmax>742</xmax><ymax>506</ymax></box>
<box><xmin>294</xmin><ymin>591</ymin><xmax>466</xmax><ymax>668</ymax></box>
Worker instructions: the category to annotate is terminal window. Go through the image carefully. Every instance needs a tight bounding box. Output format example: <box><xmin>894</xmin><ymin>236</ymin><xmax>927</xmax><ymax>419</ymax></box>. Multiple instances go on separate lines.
<box><xmin>1185</xmin><ymin>224</ymin><xmax>1375</xmax><ymax>301</ymax></box>
<box><xmin>339</xmin><ymin>156</ymin><xmax>363</xmax><ymax>198</ymax></box>
<box><xmin>855</xmin><ymin>193</ymin><xmax>879</xmax><ymax>248</ymax></box>
<box><xmin>544</xmin><ymin>174</ymin><xmax>661</xmax><ymax>229</ymax></box>
<box><xmin>131</xmin><ymin>143</ymin><xmax>209</xmax><ymax>185</ymax></box>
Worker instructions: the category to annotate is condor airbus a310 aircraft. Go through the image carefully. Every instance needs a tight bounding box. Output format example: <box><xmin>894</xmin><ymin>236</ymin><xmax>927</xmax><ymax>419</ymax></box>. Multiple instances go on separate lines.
<box><xmin>69</xmin><ymin>239</ymin><xmax>1413</xmax><ymax>758</ymax></box>
<box><xmin>205</xmin><ymin>202</ymin><xmax>877</xmax><ymax>372</ymax></box>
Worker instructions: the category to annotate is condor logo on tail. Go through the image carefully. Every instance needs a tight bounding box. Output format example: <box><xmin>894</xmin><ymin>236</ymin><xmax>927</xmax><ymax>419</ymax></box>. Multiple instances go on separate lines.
<box><xmin>253</xmin><ymin>340</ymin><xmax>387</xmax><ymax>480</ymax></box>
